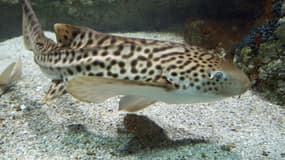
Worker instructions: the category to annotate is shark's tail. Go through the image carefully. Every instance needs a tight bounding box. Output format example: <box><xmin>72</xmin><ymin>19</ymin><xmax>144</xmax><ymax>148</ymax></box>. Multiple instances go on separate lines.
<box><xmin>21</xmin><ymin>0</ymin><xmax>56</xmax><ymax>54</ymax></box>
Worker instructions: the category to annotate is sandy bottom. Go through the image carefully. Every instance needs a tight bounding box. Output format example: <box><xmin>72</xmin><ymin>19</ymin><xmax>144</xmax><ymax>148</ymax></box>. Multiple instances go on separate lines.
<box><xmin>0</xmin><ymin>32</ymin><xmax>284</xmax><ymax>160</ymax></box>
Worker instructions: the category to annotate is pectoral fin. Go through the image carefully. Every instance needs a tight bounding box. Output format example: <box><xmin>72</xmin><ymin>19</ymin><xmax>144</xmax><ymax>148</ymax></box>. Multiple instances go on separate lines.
<box><xmin>44</xmin><ymin>80</ymin><xmax>66</xmax><ymax>102</ymax></box>
<box><xmin>66</xmin><ymin>77</ymin><xmax>118</xmax><ymax>103</ymax></box>
<box><xmin>66</xmin><ymin>76</ymin><xmax>173</xmax><ymax>103</ymax></box>
<box><xmin>119</xmin><ymin>96</ymin><xmax>156</xmax><ymax>112</ymax></box>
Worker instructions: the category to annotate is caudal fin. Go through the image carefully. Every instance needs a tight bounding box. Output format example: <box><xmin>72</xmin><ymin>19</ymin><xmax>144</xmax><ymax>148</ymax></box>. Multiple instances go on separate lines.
<box><xmin>21</xmin><ymin>0</ymin><xmax>56</xmax><ymax>53</ymax></box>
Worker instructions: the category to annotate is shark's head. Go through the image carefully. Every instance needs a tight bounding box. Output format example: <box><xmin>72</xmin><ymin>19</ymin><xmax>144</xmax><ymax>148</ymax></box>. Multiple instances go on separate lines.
<box><xmin>206</xmin><ymin>61</ymin><xmax>250</xmax><ymax>96</ymax></box>
<box><xmin>178</xmin><ymin>57</ymin><xmax>251</xmax><ymax>101</ymax></box>
<box><xmin>192</xmin><ymin>60</ymin><xmax>250</xmax><ymax>98</ymax></box>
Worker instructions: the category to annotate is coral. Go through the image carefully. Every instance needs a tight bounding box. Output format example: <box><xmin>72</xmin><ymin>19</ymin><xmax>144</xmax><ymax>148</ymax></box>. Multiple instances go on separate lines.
<box><xmin>237</xmin><ymin>0</ymin><xmax>285</xmax><ymax>106</ymax></box>
<box><xmin>239</xmin><ymin>34</ymin><xmax>285</xmax><ymax>106</ymax></box>
<box><xmin>184</xmin><ymin>0</ymin><xmax>285</xmax><ymax>106</ymax></box>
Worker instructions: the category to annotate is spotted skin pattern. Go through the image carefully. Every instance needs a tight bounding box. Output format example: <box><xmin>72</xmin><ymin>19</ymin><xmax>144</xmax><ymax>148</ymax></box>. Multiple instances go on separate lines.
<box><xmin>21</xmin><ymin>0</ymin><xmax>250</xmax><ymax>101</ymax></box>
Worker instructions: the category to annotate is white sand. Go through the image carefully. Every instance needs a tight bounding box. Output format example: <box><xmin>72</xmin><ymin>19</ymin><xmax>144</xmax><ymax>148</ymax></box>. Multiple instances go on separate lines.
<box><xmin>0</xmin><ymin>32</ymin><xmax>284</xmax><ymax>160</ymax></box>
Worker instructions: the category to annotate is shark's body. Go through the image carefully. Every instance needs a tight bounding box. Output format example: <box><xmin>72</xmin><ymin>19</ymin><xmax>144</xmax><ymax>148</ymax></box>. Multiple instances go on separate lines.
<box><xmin>21</xmin><ymin>0</ymin><xmax>250</xmax><ymax>111</ymax></box>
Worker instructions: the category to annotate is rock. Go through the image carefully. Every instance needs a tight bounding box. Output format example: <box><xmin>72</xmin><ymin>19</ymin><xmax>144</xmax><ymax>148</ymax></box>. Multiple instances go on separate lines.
<box><xmin>239</xmin><ymin>38</ymin><xmax>285</xmax><ymax>106</ymax></box>
<box><xmin>276</xmin><ymin>19</ymin><xmax>285</xmax><ymax>41</ymax></box>
<box><xmin>282</xmin><ymin>1</ymin><xmax>285</xmax><ymax>15</ymax></box>
<box><xmin>183</xmin><ymin>0</ymin><xmax>266</xmax><ymax>50</ymax></box>
<box><xmin>183</xmin><ymin>0</ymin><xmax>285</xmax><ymax>106</ymax></box>
<box><xmin>184</xmin><ymin>19</ymin><xmax>252</xmax><ymax>51</ymax></box>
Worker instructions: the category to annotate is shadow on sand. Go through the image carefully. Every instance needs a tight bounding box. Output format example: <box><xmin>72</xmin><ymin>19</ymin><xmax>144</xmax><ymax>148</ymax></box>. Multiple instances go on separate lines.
<box><xmin>118</xmin><ymin>113</ymin><xmax>208</xmax><ymax>154</ymax></box>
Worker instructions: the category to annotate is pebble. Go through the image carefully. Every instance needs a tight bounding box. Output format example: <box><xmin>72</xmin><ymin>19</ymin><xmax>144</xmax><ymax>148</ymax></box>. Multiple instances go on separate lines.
<box><xmin>20</xmin><ymin>104</ymin><xmax>26</xmax><ymax>111</ymax></box>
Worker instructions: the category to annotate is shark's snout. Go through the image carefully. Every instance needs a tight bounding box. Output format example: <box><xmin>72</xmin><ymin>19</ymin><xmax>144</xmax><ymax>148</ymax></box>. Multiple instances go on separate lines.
<box><xmin>217</xmin><ymin>61</ymin><xmax>251</xmax><ymax>96</ymax></box>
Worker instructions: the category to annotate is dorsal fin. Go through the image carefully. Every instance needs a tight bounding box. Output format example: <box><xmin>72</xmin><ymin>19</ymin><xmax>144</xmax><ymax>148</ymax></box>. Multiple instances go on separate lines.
<box><xmin>54</xmin><ymin>23</ymin><xmax>82</xmax><ymax>47</ymax></box>
<box><xmin>54</xmin><ymin>23</ymin><xmax>98</xmax><ymax>48</ymax></box>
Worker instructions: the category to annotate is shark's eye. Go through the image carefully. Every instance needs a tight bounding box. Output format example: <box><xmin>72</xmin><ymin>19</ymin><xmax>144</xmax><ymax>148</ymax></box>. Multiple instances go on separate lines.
<box><xmin>208</xmin><ymin>71</ymin><xmax>225</xmax><ymax>80</ymax></box>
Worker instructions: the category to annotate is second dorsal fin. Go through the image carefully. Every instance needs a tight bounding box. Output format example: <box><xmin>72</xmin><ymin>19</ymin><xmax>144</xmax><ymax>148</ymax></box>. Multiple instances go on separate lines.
<box><xmin>54</xmin><ymin>23</ymin><xmax>84</xmax><ymax>47</ymax></box>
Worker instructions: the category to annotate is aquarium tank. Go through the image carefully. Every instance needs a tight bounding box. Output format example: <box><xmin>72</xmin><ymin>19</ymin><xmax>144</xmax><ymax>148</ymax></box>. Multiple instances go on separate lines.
<box><xmin>0</xmin><ymin>0</ymin><xmax>284</xmax><ymax>159</ymax></box>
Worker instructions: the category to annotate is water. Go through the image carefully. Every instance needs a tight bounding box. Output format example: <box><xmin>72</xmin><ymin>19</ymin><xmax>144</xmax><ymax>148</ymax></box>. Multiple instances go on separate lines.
<box><xmin>0</xmin><ymin>0</ymin><xmax>284</xmax><ymax>159</ymax></box>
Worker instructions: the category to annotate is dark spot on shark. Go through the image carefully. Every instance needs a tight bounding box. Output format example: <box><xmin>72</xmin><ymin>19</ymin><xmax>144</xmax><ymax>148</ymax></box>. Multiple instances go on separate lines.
<box><xmin>67</xmin><ymin>69</ymin><xmax>73</xmax><ymax>75</ymax></box>
<box><xmin>83</xmin><ymin>52</ymin><xmax>89</xmax><ymax>58</ymax></box>
<box><xmin>50</xmin><ymin>89</ymin><xmax>56</xmax><ymax>95</ymax></box>
<box><xmin>92</xmin><ymin>60</ymin><xmax>105</xmax><ymax>68</ymax></box>
<box><xmin>88</xmin><ymin>32</ymin><xmax>92</xmax><ymax>38</ymax></box>
<box><xmin>23</xmin><ymin>5</ymin><xmax>30</xmax><ymax>13</ymax></box>
<box><xmin>118</xmin><ymin>44</ymin><xmax>124</xmax><ymax>51</ymax></box>
<box><xmin>120</xmin><ymin>68</ymin><xmax>126</xmax><ymax>74</ymax></box>
<box><xmin>141</xmin><ymin>68</ymin><xmax>147</xmax><ymax>74</ymax></box>
<box><xmin>148</xmin><ymin>70</ymin><xmax>154</xmax><ymax>75</ymax></box>
<box><xmin>112</xmin><ymin>73</ymin><xmax>119</xmax><ymax>78</ymax></box>
<box><xmin>110</xmin><ymin>60</ymin><xmax>117</xmax><ymax>66</ymax></box>
<box><xmin>95</xmin><ymin>72</ymin><xmax>104</xmax><ymax>77</ymax></box>
<box><xmin>131</xmin><ymin>68</ymin><xmax>138</xmax><ymax>74</ymax></box>
<box><xmin>101</xmin><ymin>51</ymin><xmax>108</xmax><ymax>56</ymax></box>
<box><xmin>80</xmin><ymin>33</ymin><xmax>85</xmax><ymax>39</ymax></box>
<box><xmin>97</xmin><ymin>35</ymin><xmax>109</xmax><ymax>46</ymax></box>
<box><xmin>110</xmin><ymin>37</ymin><xmax>116</xmax><ymax>44</ymax></box>
<box><xmin>130</xmin><ymin>44</ymin><xmax>136</xmax><ymax>51</ymax></box>
<box><xmin>118</xmin><ymin>61</ymin><xmax>125</xmax><ymax>68</ymax></box>
<box><xmin>69</xmin><ymin>58</ymin><xmax>74</xmax><ymax>63</ymax></box>
<box><xmin>76</xmin><ymin>42</ymin><xmax>82</xmax><ymax>48</ymax></box>
<box><xmin>196</xmin><ymin>86</ymin><xmax>201</xmax><ymax>90</ymax></box>
<box><xmin>76</xmin><ymin>66</ymin><xmax>82</xmax><ymax>72</ymax></box>
<box><xmin>64</xmin><ymin>35</ymin><xmax>68</xmax><ymax>40</ymax></box>
<box><xmin>86</xmin><ymin>65</ymin><xmax>91</xmax><ymax>71</ymax></box>
<box><xmin>134</xmin><ymin>75</ymin><xmax>140</xmax><ymax>80</ymax></box>
<box><xmin>76</xmin><ymin>55</ymin><xmax>82</xmax><ymax>61</ymax></box>
<box><xmin>62</xmin><ymin>58</ymin><xmax>67</xmax><ymax>63</ymax></box>
<box><xmin>144</xmin><ymin>48</ymin><xmax>150</xmax><ymax>53</ymax></box>
<box><xmin>136</xmin><ymin>46</ymin><xmax>142</xmax><ymax>52</ymax></box>
<box><xmin>59</xmin><ymin>85</ymin><xmax>65</xmax><ymax>91</ymax></box>
<box><xmin>87</xmin><ymin>39</ymin><xmax>93</xmax><ymax>45</ymax></box>
<box><xmin>72</xmin><ymin>31</ymin><xmax>79</xmax><ymax>38</ymax></box>
<box><xmin>113</xmin><ymin>51</ymin><xmax>120</xmax><ymax>56</ymax></box>
<box><xmin>171</xmin><ymin>72</ymin><xmax>177</xmax><ymax>77</ymax></box>
<box><xmin>92</xmin><ymin>50</ymin><xmax>98</xmax><ymax>56</ymax></box>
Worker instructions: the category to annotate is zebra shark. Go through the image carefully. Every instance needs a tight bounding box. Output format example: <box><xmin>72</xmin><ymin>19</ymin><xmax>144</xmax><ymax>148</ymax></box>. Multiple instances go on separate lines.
<box><xmin>21</xmin><ymin>0</ymin><xmax>250</xmax><ymax>111</ymax></box>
